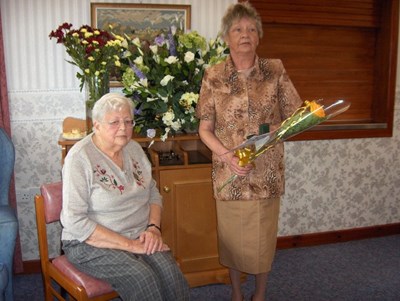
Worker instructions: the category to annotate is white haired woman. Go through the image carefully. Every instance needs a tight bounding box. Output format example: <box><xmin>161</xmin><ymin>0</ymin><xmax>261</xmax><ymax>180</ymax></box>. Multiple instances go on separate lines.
<box><xmin>60</xmin><ymin>93</ymin><xmax>190</xmax><ymax>300</ymax></box>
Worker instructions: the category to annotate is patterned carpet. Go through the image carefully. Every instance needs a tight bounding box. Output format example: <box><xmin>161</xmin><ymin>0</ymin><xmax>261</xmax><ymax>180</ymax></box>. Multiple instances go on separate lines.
<box><xmin>13</xmin><ymin>235</ymin><xmax>400</xmax><ymax>301</ymax></box>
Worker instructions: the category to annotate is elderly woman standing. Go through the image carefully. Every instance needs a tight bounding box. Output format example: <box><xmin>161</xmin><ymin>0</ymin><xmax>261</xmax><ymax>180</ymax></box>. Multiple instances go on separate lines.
<box><xmin>196</xmin><ymin>2</ymin><xmax>302</xmax><ymax>301</ymax></box>
<box><xmin>60</xmin><ymin>93</ymin><xmax>190</xmax><ymax>300</ymax></box>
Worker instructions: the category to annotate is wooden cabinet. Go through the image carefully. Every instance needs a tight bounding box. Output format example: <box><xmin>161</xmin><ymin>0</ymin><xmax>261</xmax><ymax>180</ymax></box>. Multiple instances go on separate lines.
<box><xmin>58</xmin><ymin>133</ymin><xmax>230</xmax><ymax>287</ymax></box>
<box><xmin>159</xmin><ymin>167</ymin><xmax>230</xmax><ymax>286</ymax></box>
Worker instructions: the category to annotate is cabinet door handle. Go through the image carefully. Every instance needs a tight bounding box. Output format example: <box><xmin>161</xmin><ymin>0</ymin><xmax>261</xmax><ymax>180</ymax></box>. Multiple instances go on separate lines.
<box><xmin>163</xmin><ymin>186</ymin><xmax>171</xmax><ymax>193</ymax></box>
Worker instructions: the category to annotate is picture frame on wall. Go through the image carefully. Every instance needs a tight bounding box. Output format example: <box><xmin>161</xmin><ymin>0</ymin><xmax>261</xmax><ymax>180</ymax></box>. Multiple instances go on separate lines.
<box><xmin>91</xmin><ymin>3</ymin><xmax>191</xmax><ymax>86</ymax></box>
<box><xmin>91</xmin><ymin>3</ymin><xmax>191</xmax><ymax>40</ymax></box>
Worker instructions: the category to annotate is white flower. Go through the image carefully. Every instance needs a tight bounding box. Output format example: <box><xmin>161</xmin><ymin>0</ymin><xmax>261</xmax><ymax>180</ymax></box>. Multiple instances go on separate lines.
<box><xmin>139</xmin><ymin>78</ymin><xmax>148</xmax><ymax>87</ymax></box>
<box><xmin>153</xmin><ymin>54</ymin><xmax>160</xmax><ymax>64</ymax></box>
<box><xmin>126</xmin><ymin>82</ymin><xmax>139</xmax><ymax>92</ymax></box>
<box><xmin>131</xmin><ymin>38</ymin><xmax>144</xmax><ymax>55</ymax></box>
<box><xmin>196</xmin><ymin>58</ymin><xmax>205</xmax><ymax>66</ymax></box>
<box><xmin>170</xmin><ymin>121</ymin><xmax>182</xmax><ymax>131</ymax></box>
<box><xmin>150</xmin><ymin>45</ymin><xmax>158</xmax><ymax>54</ymax></box>
<box><xmin>134</xmin><ymin>56</ymin><xmax>143</xmax><ymax>66</ymax></box>
<box><xmin>184</xmin><ymin>51</ymin><xmax>195</xmax><ymax>63</ymax></box>
<box><xmin>180</xmin><ymin>92</ymin><xmax>199</xmax><ymax>106</ymax></box>
<box><xmin>146</xmin><ymin>129</ymin><xmax>156</xmax><ymax>138</ymax></box>
<box><xmin>156</xmin><ymin>93</ymin><xmax>168</xmax><ymax>102</ymax></box>
<box><xmin>132</xmin><ymin>37</ymin><xmax>141</xmax><ymax>47</ymax></box>
<box><xmin>122</xmin><ymin>50</ymin><xmax>131</xmax><ymax>59</ymax></box>
<box><xmin>160</xmin><ymin>75</ymin><xmax>174</xmax><ymax>86</ymax></box>
<box><xmin>161</xmin><ymin>127</ymin><xmax>171</xmax><ymax>142</ymax></box>
<box><xmin>162</xmin><ymin>110</ymin><xmax>175</xmax><ymax>124</ymax></box>
<box><xmin>121</xmin><ymin>39</ymin><xmax>129</xmax><ymax>49</ymax></box>
<box><xmin>164</xmin><ymin>56</ymin><xmax>179</xmax><ymax>64</ymax></box>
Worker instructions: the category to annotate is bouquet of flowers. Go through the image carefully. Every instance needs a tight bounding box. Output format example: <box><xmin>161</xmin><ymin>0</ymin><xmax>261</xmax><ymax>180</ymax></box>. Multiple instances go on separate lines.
<box><xmin>120</xmin><ymin>27</ymin><xmax>228</xmax><ymax>140</ymax></box>
<box><xmin>49</xmin><ymin>23</ymin><xmax>124</xmax><ymax>108</ymax></box>
<box><xmin>217</xmin><ymin>99</ymin><xmax>351</xmax><ymax>192</ymax></box>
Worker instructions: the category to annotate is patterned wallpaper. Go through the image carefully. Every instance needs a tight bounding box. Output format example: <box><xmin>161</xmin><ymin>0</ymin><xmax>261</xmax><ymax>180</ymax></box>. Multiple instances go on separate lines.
<box><xmin>2</xmin><ymin>0</ymin><xmax>399</xmax><ymax>261</ymax></box>
<box><xmin>283</xmin><ymin>105</ymin><xmax>400</xmax><ymax>235</ymax></box>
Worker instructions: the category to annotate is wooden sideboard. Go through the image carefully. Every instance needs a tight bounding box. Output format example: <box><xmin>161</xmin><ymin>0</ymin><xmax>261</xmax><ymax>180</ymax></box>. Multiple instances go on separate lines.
<box><xmin>58</xmin><ymin>133</ymin><xmax>230</xmax><ymax>287</ymax></box>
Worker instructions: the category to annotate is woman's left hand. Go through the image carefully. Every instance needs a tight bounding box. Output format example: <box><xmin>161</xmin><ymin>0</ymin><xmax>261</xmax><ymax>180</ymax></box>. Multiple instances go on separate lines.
<box><xmin>139</xmin><ymin>227</ymin><xmax>164</xmax><ymax>255</ymax></box>
<box><xmin>222</xmin><ymin>152</ymin><xmax>253</xmax><ymax>176</ymax></box>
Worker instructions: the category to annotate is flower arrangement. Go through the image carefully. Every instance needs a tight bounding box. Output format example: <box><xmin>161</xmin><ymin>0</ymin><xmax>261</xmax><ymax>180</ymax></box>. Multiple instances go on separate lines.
<box><xmin>217</xmin><ymin>99</ymin><xmax>351</xmax><ymax>192</ymax></box>
<box><xmin>49</xmin><ymin>23</ymin><xmax>124</xmax><ymax>108</ymax></box>
<box><xmin>120</xmin><ymin>27</ymin><xmax>228</xmax><ymax>140</ymax></box>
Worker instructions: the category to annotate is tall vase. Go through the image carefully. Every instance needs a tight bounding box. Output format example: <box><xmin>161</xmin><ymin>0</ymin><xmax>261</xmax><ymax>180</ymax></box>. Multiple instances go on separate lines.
<box><xmin>85</xmin><ymin>72</ymin><xmax>110</xmax><ymax>133</ymax></box>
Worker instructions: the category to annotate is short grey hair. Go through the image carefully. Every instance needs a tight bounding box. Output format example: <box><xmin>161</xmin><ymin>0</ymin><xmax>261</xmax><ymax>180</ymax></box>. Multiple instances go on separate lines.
<box><xmin>220</xmin><ymin>2</ymin><xmax>263</xmax><ymax>39</ymax></box>
<box><xmin>92</xmin><ymin>93</ymin><xmax>134</xmax><ymax>122</ymax></box>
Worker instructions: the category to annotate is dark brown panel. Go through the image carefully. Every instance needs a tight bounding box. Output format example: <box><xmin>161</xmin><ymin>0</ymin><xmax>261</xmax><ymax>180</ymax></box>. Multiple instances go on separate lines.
<box><xmin>245</xmin><ymin>0</ymin><xmax>398</xmax><ymax>139</ymax></box>
<box><xmin>258</xmin><ymin>24</ymin><xmax>376</xmax><ymax>122</ymax></box>
<box><xmin>252</xmin><ymin>0</ymin><xmax>379</xmax><ymax>27</ymax></box>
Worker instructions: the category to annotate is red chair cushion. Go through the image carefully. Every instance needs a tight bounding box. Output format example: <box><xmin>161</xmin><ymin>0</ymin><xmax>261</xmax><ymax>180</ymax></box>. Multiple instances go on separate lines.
<box><xmin>40</xmin><ymin>182</ymin><xmax>63</xmax><ymax>223</ymax></box>
<box><xmin>52</xmin><ymin>255</ymin><xmax>114</xmax><ymax>298</ymax></box>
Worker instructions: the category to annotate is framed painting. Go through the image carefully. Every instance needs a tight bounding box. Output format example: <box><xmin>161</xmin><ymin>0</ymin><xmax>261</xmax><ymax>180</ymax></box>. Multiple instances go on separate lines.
<box><xmin>91</xmin><ymin>3</ymin><xmax>191</xmax><ymax>86</ymax></box>
<box><xmin>91</xmin><ymin>3</ymin><xmax>191</xmax><ymax>40</ymax></box>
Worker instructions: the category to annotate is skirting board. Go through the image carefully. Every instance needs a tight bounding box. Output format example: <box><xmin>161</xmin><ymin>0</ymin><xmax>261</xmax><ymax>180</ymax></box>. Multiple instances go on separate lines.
<box><xmin>276</xmin><ymin>222</ymin><xmax>400</xmax><ymax>249</ymax></box>
<box><xmin>20</xmin><ymin>222</ymin><xmax>400</xmax><ymax>274</ymax></box>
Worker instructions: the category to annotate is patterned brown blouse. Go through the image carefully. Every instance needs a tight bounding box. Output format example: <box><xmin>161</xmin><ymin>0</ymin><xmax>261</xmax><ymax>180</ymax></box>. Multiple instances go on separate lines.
<box><xmin>196</xmin><ymin>55</ymin><xmax>302</xmax><ymax>201</ymax></box>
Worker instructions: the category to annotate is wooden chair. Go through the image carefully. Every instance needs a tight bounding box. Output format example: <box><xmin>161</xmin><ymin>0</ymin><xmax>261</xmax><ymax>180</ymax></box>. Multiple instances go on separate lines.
<box><xmin>34</xmin><ymin>182</ymin><xmax>119</xmax><ymax>301</ymax></box>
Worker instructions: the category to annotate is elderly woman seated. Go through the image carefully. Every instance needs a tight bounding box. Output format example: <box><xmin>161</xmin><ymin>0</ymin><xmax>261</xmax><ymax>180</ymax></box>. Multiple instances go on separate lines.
<box><xmin>60</xmin><ymin>93</ymin><xmax>190</xmax><ymax>301</ymax></box>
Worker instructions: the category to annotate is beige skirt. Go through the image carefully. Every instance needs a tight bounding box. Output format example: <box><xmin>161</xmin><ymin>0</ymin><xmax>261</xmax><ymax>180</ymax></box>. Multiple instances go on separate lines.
<box><xmin>216</xmin><ymin>197</ymin><xmax>280</xmax><ymax>274</ymax></box>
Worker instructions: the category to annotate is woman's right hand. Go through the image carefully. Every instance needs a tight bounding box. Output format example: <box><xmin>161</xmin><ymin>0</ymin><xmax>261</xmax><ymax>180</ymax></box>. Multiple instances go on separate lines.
<box><xmin>198</xmin><ymin>120</ymin><xmax>253</xmax><ymax>176</ymax></box>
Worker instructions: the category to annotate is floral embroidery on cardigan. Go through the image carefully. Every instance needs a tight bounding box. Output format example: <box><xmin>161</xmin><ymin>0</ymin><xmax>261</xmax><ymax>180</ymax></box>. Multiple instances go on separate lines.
<box><xmin>93</xmin><ymin>165</ymin><xmax>124</xmax><ymax>194</ymax></box>
<box><xmin>131</xmin><ymin>159</ymin><xmax>145</xmax><ymax>189</ymax></box>
<box><xmin>93</xmin><ymin>158</ymin><xmax>146</xmax><ymax>193</ymax></box>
